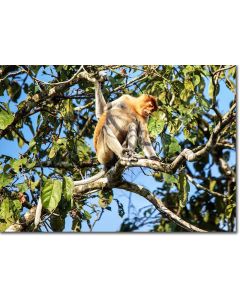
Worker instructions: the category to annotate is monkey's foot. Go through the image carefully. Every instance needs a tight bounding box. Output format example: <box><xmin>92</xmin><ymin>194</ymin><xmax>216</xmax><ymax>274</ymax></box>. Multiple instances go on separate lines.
<box><xmin>122</xmin><ymin>148</ymin><xmax>141</xmax><ymax>161</ymax></box>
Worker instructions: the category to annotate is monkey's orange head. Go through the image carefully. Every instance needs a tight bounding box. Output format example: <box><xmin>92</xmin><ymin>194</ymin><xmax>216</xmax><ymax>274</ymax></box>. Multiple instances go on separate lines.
<box><xmin>138</xmin><ymin>94</ymin><xmax>158</xmax><ymax>117</ymax></box>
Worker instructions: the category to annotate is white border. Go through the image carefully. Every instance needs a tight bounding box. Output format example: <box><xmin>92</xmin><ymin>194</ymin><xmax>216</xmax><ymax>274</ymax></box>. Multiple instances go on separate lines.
<box><xmin>1</xmin><ymin>1</ymin><xmax>239</xmax><ymax>299</ymax></box>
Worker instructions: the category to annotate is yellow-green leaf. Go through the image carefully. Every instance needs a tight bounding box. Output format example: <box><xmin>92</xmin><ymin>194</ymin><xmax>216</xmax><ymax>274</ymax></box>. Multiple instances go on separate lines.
<box><xmin>41</xmin><ymin>179</ymin><xmax>62</xmax><ymax>212</ymax></box>
<box><xmin>178</xmin><ymin>172</ymin><xmax>189</xmax><ymax>208</ymax></box>
<box><xmin>0</xmin><ymin>109</ymin><xmax>14</xmax><ymax>130</ymax></box>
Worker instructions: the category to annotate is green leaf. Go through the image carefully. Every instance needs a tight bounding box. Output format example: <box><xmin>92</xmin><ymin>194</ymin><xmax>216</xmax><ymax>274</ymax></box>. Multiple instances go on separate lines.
<box><xmin>180</xmin><ymin>89</ymin><xmax>190</xmax><ymax>101</ymax></box>
<box><xmin>41</xmin><ymin>179</ymin><xmax>62</xmax><ymax>212</ymax></box>
<box><xmin>49</xmin><ymin>146</ymin><xmax>57</xmax><ymax>159</ymax></box>
<box><xmin>0</xmin><ymin>109</ymin><xmax>14</xmax><ymax>130</ymax></box>
<box><xmin>77</xmin><ymin>140</ymin><xmax>91</xmax><ymax>161</ymax></box>
<box><xmin>0</xmin><ymin>198</ymin><xmax>12</xmax><ymax>220</ymax></box>
<box><xmin>10</xmin><ymin>157</ymin><xmax>27</xmax><ymax>173</ymax></box>
<box><xmin>17</xmin><ymin>182</ymin><xmax>28</xmax><ymax>193</ymax></box>
<box><xmin>13</xmin><ymin>199</ymin><xmax>22</xmax><ymax>211</ymax></box>
<box><xmin>228</xmin><ymin>66</ymin><xmax>236</xmax><ymax>78</ymax></box>
<box><xmin>7</xmin><ymin>81</ymin><xmax>21</xmax><ymax>101</ymax></box>
<box><xmin>0</xmin><ymin>198</ymin><xmax>21</xmax><ymax>222</ymax></box>
<box><xmin>83</xmin><ymin>210</ymin><xmax>92</xmax><ymax>220</ymax></box>
<box><xmin>98</xmin><ymin>190</ymin><xmax>113</xmax><ymax>208</ymax></box>
<box><xmin>26</xmin><ymin>161</ymin><xmax>36</xmax><ymax>169</ymax></box>
<box><xmin>208</xmin><ymin>79</ymin><xmax>220</xmax><ymax>99</ymax></box>
<box><xmin>0</xmin><ymin>172</ymin><xmax>13</xmax><ymax>188</ymax></box>
<box><xmin>158</xmin><ymin>91</ymin><xmax>166</xmax><ymax>103</ymax></box>
<box><xmin>209</xmin><ymin>180</ymin><xmax>216</xmax><ymax>191</ymax></box>
<box><xmin>225</xmin><ymin>204</ymin><xmax>236</xmax><ymax>219</ymax></box>
<box><xmin>29</xmin><ymin>139</ymin><xmax>36</xmax><ymax>149</ymax></box>
<box><xmin>203</xmin><ymin>212</ymin><xmax>210</xmax><ymax>223</ymax></box>
<box><xmin>50</xmin><ymin>212</ymin><xmax>65</xmax><ymax>232</ymax></box>
<box><xmin>193</xmin><ymin>75</ymin><xmax>201</xmax><ymax>87</ymax></box>
<box><xmin>183</xmin><ymin>128</ymin><xmax>197</xmax><ymax>145</ymax></box>
<box><xmin>178</xmin><ymin>172</ymin><xmax>189</xmax><ymax>208</ymax></box>
<box><xmin>162</xmin><ymin>134</ymin><xmax>181</xmax><ymax>156</ymax></box>
<box><xmin>184</xmin><ymin>80</ymin><xmax>194</xmax><ymax>91</ymax></box>
<box><xmin>29</xmin><ymin>180</ymin><xmax>39</xmax><ymax>191</ymax></box>
<box><xmin>163</xmin><ymin>173</ymin><xmax>178</xmax><ymax>184</ymax></box>
<box><xmin>63</xmin><ymin>176</ymin><xmax>74</xmax><ymax>205</ymax></box>
<box><xmin>148</xmin><ymin>111</ymin><xmax>165</xmax><ymax>138</ymax></box>
<box><xmin>199</xmin><ymin>98</ymin><xmax>210</xmax><ymax>110</ymax></box>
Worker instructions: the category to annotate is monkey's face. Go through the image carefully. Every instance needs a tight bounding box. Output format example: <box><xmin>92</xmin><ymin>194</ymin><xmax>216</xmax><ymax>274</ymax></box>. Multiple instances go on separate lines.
<box><xmin>139</xmin><ymin>95</ymin><xmax>158</xmax><ymax>117</ymax></box>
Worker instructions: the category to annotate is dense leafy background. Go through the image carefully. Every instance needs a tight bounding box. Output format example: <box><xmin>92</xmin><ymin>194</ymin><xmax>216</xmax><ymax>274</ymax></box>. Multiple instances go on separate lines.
<box><xmin>0</xmin><ymin>65</ymin><xmax>236</xmax><ymax>232</ymax></box>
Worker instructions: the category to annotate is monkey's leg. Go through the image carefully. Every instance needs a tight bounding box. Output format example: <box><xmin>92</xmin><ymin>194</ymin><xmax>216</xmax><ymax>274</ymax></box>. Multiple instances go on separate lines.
<box><xmin>103</xmin><ymin>125</ymin><xmax>137</xmax><ymax>162</ymax></box>
<box><xmin>122</xmin><ymin>122</ymin><xmax>143</xmax><ymax>160</ymax></box>
<box><xmin>103</xmin><ymin>125</ymin><xmax>124</xmax><ymax>159</ymax></box>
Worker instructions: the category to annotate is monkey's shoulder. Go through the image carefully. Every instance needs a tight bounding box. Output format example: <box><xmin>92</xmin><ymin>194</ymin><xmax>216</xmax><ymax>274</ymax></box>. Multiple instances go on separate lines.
<box><xmin>107</xmin><ymin>95</ymin><xmax>135</xmax><ymax>111</ymax></box>
<box><xmin>107</xmin><ymin>103</ymin><xmax>127</xmax><ymax>110</ymax></box>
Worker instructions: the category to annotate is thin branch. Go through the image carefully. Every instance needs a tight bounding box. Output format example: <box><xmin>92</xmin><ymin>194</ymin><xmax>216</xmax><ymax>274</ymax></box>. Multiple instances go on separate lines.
<box><xmin>213</xmin><ymin>65</ymin><xmax>235</xmax><ymax>77</ymax></box>
<box><xmin>17</xmin><ymin>65</ymin><xmax>84</xmax><ymax>86</ymax></box>
<box><xmin>0</xmin><ymin>69</ymin><xmax>23</xmax><ymax>82</ymax></box>
<box><xmin>186</xmin><ymin>174</ymin><xmax>227</xmax><ymax>199</ymax></box>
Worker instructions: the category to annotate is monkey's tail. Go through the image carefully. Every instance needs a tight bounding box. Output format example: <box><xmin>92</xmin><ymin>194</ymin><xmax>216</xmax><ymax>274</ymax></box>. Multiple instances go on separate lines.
<box><xmin>73</xmin><ymin>169</ymin><xmax>107</xmax><ymax>186</ymax></box>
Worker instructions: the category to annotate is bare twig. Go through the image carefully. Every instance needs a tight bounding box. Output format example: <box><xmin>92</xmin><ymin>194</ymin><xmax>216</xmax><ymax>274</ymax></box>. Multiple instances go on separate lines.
<box><xmin>213</xmin><ymin>65</ymin><xmax>235</xmax><ymax>77</ymax></box>
<box><xmin>17</xmin><ymin>65</ymin><xmax>84</xmax><ymax>87</ymax></box>
<box><xmin>0</xmin><ymin>69</ymin><xmax>23</xmax><ymax>82</ymax></box>
<box><xmin>186</xmin><ymin>174</ymin><xmax>227</xmax><ymax>199</ymax></box>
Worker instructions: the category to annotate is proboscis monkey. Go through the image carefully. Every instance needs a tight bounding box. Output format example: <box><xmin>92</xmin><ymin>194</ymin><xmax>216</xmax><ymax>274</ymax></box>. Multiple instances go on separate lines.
<box><xmin>74</xmin><ymin>77</ymin><xmax>160</xmax><ymax>186</ymax></box>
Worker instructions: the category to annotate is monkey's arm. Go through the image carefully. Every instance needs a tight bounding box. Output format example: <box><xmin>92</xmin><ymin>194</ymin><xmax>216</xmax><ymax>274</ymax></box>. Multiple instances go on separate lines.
<box><xmin>140</xmin><ymin>122</ymin><xmax>160</xmax><ymax>160</ymax></box>
<box><xmin>95</xmin><ymin>80</ymin><xmax>107</xmax><ymax>119</ymax></box>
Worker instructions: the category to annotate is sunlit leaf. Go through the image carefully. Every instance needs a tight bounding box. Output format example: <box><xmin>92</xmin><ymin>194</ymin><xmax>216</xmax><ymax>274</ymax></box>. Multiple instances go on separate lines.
<box><xmin>163</xmin><ymin>173</ymin><xmax>178</xmax><ymax>184</ymax></box>
<box><xmin>225</xmin><ymin>204</ymin><xmax>236</xmax><ymax>219</ymax></box>
<box><xmin>0</xmin><ymin>109</ymin><xmax>14</xmax><ymax>130</ymax></box>
<box><xmin>63</xmin><ymin>176</ymin><xmax>74</xmax><ymax>206</ymax></box>
<box><xmin>41</xmin><ymin>179</ymin><xmax>62</xmax><ymax>212</ymax></box>
<box><xmin>178</xmin><ymin>172</ymin><xmax>189</xmax><ymax>208</ymax></box>
<box><xmin>0</xmin><ymin>172</ymin><xmax>13</xmax><ymax>188</ymax></box>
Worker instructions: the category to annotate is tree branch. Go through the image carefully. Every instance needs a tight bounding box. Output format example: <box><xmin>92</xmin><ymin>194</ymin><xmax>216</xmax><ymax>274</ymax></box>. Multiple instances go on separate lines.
<box><xmin>5</xmin><ymin>207</ymin><xmax>37</xmax><ymax>232</ymax></box>
<box><xmin>73</xmin><ymin>176</ymin><xmax>207</xmax><ymax>232</ymax></box>
<box><xmin>118</xmin><ymin>181</ymin><xmax>207</xmax><ymax>232</ymax></box>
